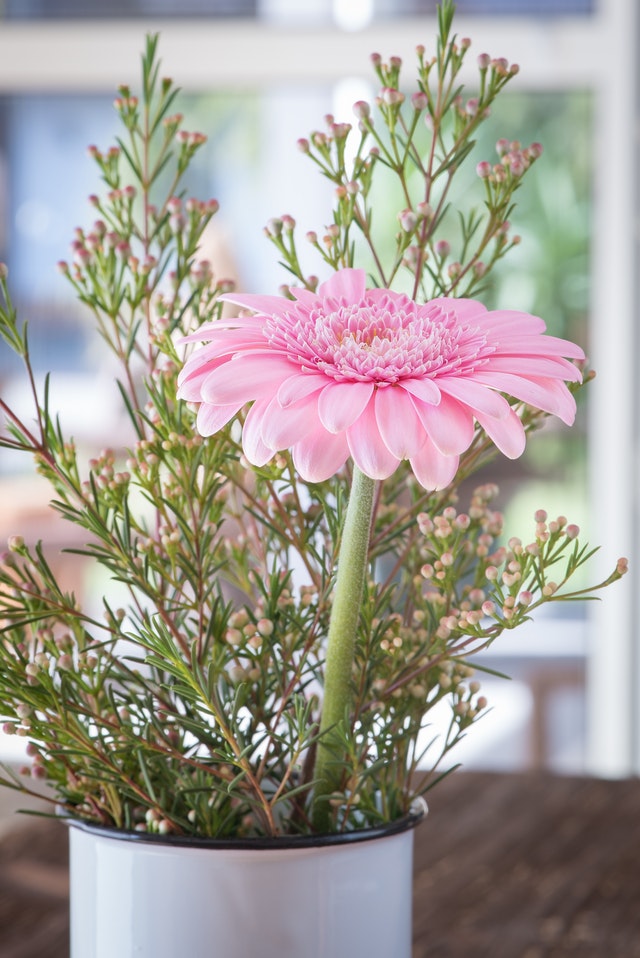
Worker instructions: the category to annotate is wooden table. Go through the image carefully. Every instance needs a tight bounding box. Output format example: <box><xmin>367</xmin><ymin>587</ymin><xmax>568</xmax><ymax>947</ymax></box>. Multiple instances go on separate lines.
<box><xmin>0</xmin><ymin>772</ymin><xmax>638</xmax><ymax>957</ymax></box>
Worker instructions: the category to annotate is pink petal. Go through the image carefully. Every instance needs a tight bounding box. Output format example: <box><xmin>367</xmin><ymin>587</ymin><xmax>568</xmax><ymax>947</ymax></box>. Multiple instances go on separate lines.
<box><xmin>219</xmin><ymin>291</ymin><xmax>292</xmax><ymax>316</ymax></box>
<box><xmin>178</xmin><ymin>336</ymin><xmax>265</xmax><ymax>392</ymax></box>
<box><xmin>475</xmin><ymin>407</ymin><xmax>526</xmax><ymax>459</ymax></box>
<box><xmin>242</xmin><ymin>401</ymin><xmax>277</xmax><ymax>467</ymax></box>
<box><xmin>409</xmin><ymin>437</ymin><xmax>459</xmax><ymax>491</ymax></box>
<box><xmin>318</xmin><ymin>381</ymin><xmax>374</xmax><ymax>433</ymax></box>
<box><xmin>292</xmin><ymin>427</ymin><xmax>350</xmax><ymax>483</ymax></box>
<box><xmin>411</xmin><ymin>393</ymin><xmax>475</xmax><ymax>456</ymax></box>
<box><xmin>346</xmin><ymin>398</ymin><xmax>400</xmax><ymax>480</ymax></box>
<box><xmin>494</xmin><ymin>334</ymin><xmax>585</xmax><ymax>361</ymax></box>
<box><xmin>290</xmin><ymin>286</ymin><xmax>320</xmax><ymax>307</ymax></box>
<box><xmin>180</xmin><ymin>316</ymin><xmax>265</xmax><ymax>343</ymax></box>
<box><xmin>260</xmin><ymin>396</ymin><xmax>320</xmax><ymax>450</ymax></box>
<box><xmin>195</xmin><ymin>401</ymin><xmax>244</xmax><ymax>436</ymax></box>
<box><xmin>375</xmin><ymin>387</ymin><xmax>427</xmax><ymax>459</ymax></box>
<box><xmin>428</xmin><ymin>297</ymin><xmax>488</xmax><ymax>322</ymax></box>
<box><xmin>278</xmin><ymin>373</ymin><xmax>327</xmax><ymax>408</ymax></box>
<box><xmin>399</xmin><ymin>377</ymin><xmax>441</xmax><ymax>405</ymax></box>
<box><xmin>178</xmin><ymin>361</ymin><xmax>227</xmax><ymax>401</ymax></box>
<box><xmin>470</xmin><ymin>371</ymin><xmax>577</xmax><ymax>424</ymax></box>
<box><xmin>472</xmin><ymin>309</ymin><xmax>547</xmax><ymax>335</ymax></box>
<box><xmin>485</xmin><ymin>355</ymin><xmax>582</xmax><ymax>381</ymax></box>
<box><xmin>365</xmin><ymin>288</ymin><xmax>412</xmax><ymax>310</ymax></box>
<box><xmin>437</xmin><ymin>378</ymin><xmax>510</xmax><ymax>419</ymax></box>
<box><xmin>200</xmin><ymin>355</ymin><xmax>294</xmax><ymax>404</ymax></box>
<box><xmin>318</xmin><ymin>268</ymin><xmax>366</xmax><ymax>303</ymax></box>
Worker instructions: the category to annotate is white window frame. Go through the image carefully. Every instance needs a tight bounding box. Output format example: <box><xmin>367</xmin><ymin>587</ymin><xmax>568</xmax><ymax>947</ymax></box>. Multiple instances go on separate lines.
<box><xmin>0</xmin><ymin>0</ymin><xmax>636</xmax><ymax>774</ymax></box>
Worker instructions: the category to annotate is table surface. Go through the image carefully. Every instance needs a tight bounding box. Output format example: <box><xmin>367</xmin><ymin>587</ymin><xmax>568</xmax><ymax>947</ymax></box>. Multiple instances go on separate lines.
<box><xmin>0</xmin><ymin>771</ymin><xmax>639</xmax><ymax>958</ymax></box>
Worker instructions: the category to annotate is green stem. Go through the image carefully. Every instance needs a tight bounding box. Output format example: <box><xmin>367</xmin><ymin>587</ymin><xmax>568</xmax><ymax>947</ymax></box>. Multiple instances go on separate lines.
<box><xmin>311</xmin><ymin>466</ymin><xmax>376</xmax><ymax>832</ymax></box>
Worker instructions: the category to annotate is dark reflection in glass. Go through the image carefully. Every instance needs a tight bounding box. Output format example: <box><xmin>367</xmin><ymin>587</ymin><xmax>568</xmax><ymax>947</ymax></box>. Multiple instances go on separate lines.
<box><xmin>4</xmin><ymin>0</ymin><xmax>257</xmax><ymax>18</ymax></box>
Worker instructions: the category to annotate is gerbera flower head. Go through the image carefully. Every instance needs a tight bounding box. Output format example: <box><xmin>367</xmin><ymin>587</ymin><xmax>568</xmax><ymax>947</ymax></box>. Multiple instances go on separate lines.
<box><xmin>177</xmin><ymin>268</ymin><xmax>584</xmax><ymax>488</ymax></box>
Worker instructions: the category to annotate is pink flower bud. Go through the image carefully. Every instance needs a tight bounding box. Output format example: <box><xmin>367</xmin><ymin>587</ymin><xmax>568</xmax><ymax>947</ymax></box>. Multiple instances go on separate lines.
<box><xmin>398</xmin><ymin>209</ymin><xmax>418</xmax><ymax>232</ymax></box>
<box><xmin>476</xmin><ymin>160</ymin><xmax>492</xmax><ymax>178</ymax></box>
<box><xmin>353</xmin><ymin>100</ymin><xmax>371</xmax><ymax>119</ymax></box>
<box><xmin>435</xmin><ymin>239</ymin><xmax>450</xmax><ymax>258</ymax></box>
<box><xmin>381</xmin><ymin>87</ymin><xmax>405</xmax><ymax>106</ymax></box>
<box><xmin>411</xmin><ymin>91</ymin><xmax>429</xmax><ymax>111</ymax></box>
<box><xmin>477</xmin><ymin>53</ymin><xmax>491</xmax><ymax>69</ymax></box>
<box><xmin>332</xmin><ymin>122</ymin><xmax>351</xmax><ymax>140</ymax></box>
<box><xmin>266</xmin><ymin>217</ymin><xmax>283</xmax><ymax>237</ymax></box>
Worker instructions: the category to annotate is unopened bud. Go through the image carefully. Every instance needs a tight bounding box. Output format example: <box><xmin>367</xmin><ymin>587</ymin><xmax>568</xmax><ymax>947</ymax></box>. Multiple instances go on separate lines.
<box><xmin>353</xmin><ymin>100</ymin><xmax>371</xmax><ymax>119</ymax></box>
<box><xmin>411</xmin><ymin>91</ymin><xmax>429</xmax><ymax>112</ymax></box>
<box><xmin>398</xmin><ymin>209</ymin><xmax>418</xmax><ymax>232</ymax></box>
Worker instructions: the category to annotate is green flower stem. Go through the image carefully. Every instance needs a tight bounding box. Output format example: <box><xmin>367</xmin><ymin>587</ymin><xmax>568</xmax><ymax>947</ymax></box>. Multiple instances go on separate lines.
<box><xmin>311</xmin><ymin>465</ymin><xmax>376</xmax><ymax>833</ymax></box>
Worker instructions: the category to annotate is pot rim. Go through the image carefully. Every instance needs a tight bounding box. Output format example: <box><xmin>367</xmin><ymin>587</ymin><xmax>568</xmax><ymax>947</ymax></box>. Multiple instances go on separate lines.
<box><xmin>62</xmin><ymin>796</ymin><xmax>427</xmax><ymax>850</ymax></box>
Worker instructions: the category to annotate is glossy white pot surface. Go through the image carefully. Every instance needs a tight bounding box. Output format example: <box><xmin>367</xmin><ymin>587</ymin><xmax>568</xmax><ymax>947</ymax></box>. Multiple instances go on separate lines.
<box><xmin>69</xmin><ymin>806</ymin><xmax>424</xmax><ymax>958</ymax></box>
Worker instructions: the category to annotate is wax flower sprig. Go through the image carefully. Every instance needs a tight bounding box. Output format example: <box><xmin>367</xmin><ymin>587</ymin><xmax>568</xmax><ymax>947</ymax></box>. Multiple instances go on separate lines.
<box><xmin>266</xmin><ymin>2</ymin><xmax>537</xmax><ymax>302</ymax></box>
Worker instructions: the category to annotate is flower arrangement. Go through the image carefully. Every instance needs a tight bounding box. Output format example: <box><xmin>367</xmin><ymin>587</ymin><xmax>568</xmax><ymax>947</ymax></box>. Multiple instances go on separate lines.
<box><xmin>0</xmin><ymin>4</ymin><xmax>625</xmax><ymax>839</ymax></box>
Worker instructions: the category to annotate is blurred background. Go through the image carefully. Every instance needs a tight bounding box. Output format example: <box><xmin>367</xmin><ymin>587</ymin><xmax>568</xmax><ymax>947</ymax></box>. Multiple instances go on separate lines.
<box><xmin>0</xmin><ymin>0</ymin><xmax>636</xmax><ymax>810</ymax></box>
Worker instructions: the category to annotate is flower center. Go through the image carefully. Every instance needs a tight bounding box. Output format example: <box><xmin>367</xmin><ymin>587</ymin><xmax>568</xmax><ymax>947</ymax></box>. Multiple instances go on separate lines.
<box><xmin>265</xmin><ymin>296</ymin><xmax>491</xmax><ymax>384</ymax></box>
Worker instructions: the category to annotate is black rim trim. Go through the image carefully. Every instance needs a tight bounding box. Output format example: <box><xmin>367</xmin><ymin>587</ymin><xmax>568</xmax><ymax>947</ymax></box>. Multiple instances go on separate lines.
<box><xmin>64</xmin><ymin>798</ymin><xmax>427</xmax><ymax>850</ymax></box>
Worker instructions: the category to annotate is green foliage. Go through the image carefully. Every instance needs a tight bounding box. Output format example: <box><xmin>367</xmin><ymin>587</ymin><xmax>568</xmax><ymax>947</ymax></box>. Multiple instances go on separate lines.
<box><xmin>0</xmin><ymin>24</ymin><xmax>624</xmax><ymax>838</ymax></box>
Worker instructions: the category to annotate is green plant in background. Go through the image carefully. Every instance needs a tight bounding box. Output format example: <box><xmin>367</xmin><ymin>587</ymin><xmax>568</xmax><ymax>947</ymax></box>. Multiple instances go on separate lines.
<box><xmin>0</xmin><ymin>8</ymin><xmax>625</xmax><ymax>838</ymax></box>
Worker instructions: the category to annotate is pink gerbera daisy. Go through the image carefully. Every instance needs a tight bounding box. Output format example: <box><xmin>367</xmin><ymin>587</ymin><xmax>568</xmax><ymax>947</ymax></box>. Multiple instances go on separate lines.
<box><xmin>177</xmin><ymin>268</ymin><xmax>584</xmax><ymax>488</ymax></box>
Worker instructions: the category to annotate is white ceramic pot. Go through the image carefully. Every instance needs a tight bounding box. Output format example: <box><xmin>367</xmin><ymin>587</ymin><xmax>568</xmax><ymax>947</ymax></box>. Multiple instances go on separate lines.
<box><xmin>68</xmin><ymin>801</ymin><xmax>425</xmax><ymax>958</ymax></box>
